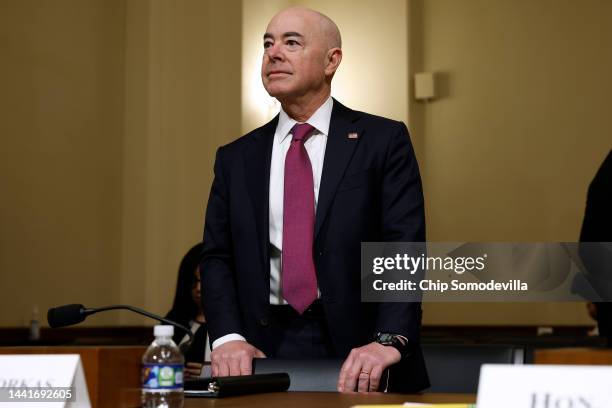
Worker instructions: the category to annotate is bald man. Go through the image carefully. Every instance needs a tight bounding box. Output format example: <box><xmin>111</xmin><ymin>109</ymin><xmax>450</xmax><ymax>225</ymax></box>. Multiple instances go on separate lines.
<box><xmin>200</xmin><ymin>7</ymin><xmax>429</xmax><ymax>393</ymax></box>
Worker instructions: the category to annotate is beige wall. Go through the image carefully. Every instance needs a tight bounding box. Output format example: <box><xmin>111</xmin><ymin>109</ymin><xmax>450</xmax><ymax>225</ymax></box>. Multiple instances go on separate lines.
<box><xmin>412</xmin><ymin>0</ymin><xmax>612</xmax><ymax>325</ymax></box>
<box><xmin>121</xmin><ymin>0</ymin><xmax>242</xmax><ymax>324</ymax></box>
<box><xmin>0</xmin><ymin>0</ymin><xmax>242</xmax><ymax>327</ymax></box>
<box><xmin>0</xmin><ymin>0</ymin><xmax>125</xmax><ymax>326</ymax></box>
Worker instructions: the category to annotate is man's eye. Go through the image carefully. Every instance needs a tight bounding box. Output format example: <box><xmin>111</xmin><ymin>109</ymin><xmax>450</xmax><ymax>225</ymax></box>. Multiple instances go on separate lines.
<box><xmin>263</xmin><ymin>41</ymin><xmax>273</xmax><ymax>49</ymax></box>
<box><xmin>286</xmin><ymin>40</ymin><xmax>300</xmax><ymax>46</ymax></box>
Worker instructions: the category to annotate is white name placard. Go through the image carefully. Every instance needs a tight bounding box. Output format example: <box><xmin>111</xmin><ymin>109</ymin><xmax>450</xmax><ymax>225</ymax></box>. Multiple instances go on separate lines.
<box><xmin>477</xmin><ymin>364</ymin><xmax>612</xmax><ymax>408</ymax></box>
<box><xmin>0</xmin><ymin>354</ymin><xmax>90</xmax><ymax>408</ymax></box>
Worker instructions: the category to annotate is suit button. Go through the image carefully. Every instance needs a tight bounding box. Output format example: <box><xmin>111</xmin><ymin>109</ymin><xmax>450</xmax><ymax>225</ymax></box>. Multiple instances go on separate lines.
<box><xmin>259</xmin><ymin>318</ymin><xmax>269</xmax><ymax>327</ymax></box>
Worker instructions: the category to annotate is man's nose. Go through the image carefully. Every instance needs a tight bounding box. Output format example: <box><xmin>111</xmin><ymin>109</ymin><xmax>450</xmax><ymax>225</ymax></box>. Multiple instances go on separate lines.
<box><xmin>265</xmin><ymin>43</ymin><xmax>284</xmax><ymax>62</ymax></box>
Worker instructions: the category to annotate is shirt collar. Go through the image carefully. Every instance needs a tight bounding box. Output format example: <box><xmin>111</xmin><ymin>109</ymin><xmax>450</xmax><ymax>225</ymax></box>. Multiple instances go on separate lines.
<box><xmin>276</xmin><ymin>96</ymin><xmax>333</xmax><ymax>144</ymax></box>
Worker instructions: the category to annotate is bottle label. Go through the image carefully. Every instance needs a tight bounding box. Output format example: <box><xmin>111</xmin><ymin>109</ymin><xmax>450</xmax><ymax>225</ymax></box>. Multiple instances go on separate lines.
<box><xmin>142</xmin><ymin>363</ymin><xmax>184</xmax><ymax>390</ymax></box>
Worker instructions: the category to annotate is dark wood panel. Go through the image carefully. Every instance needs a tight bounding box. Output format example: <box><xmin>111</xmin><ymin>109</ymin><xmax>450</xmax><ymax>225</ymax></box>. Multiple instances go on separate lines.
<box><xmin>0</xmin><ymin>346</ymin><xmax>146</xmax><ymax>408</ymax></box>
<box><xmin>182</xmin><ymin>392</ymin><xmax>476</xmax><ymax>408</ymax></box>
<box><xmin>1</xmin><ymin>325</ymin><xmax>603</xmax><ymax>347</ymax></box>
<box><xmin>0</xmin><ymin>326</ymin><xmax>153</xmax><ymax>346</ymax></box>
<box><xmin>535</xmin><ymin>347</ymin><xmax>612</xmax><ymax>365</ymax></box>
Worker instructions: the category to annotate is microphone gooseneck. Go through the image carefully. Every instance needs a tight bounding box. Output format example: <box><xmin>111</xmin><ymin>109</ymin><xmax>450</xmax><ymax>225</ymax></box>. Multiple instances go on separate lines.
<box><xmin>46</xmin><ymin>303</ymin><xmax>194</xmax><ymax>345</ymax></box>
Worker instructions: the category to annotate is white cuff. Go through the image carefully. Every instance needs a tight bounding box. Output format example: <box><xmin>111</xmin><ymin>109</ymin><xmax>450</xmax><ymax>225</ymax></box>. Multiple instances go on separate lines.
<box><xmin>211</xmin><ymin>333</ymin><xmax>246</xmax><ymax>349</ymax></box>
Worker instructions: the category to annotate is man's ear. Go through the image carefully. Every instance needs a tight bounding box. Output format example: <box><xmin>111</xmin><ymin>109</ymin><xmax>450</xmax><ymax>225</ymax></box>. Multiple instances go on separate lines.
<box><xmin>324</xmin><ymin>48</ymin><xmax>342</xmax><ymax>77</ymax></box>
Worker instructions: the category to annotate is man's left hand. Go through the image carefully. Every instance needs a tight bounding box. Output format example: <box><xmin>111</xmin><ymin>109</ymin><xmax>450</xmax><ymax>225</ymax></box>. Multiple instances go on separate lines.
<box><xmin>337</xmin><ymin>341</ymin><xmax>401</xmax><ymax>393</ymax></box>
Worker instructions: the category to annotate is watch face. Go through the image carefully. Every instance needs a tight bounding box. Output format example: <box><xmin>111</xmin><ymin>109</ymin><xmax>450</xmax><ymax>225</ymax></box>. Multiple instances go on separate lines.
<box><xmin>376</xmin><ymin>333</ymin><xmax>410</xmax><ymax>359</ymax></box>
<box><xmin>378</xmin><ymin>333</ymin><xmax>394</xmax><ymax>343</ymax></box>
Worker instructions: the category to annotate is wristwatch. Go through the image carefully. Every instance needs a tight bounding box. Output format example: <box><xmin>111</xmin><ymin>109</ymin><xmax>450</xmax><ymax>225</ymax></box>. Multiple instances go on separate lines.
<box><xmin>374</xmin><ymin>332</ymin><xmax>411</xmax><ymax>359</ymax></box>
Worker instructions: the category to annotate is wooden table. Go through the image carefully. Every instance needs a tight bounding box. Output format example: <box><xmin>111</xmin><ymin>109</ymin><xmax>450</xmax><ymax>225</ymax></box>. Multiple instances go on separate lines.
<box><xmin>0</xmin><ymin>346</ymin><xmax>475</xmax><ymax>407</ymax></box>
<box><xmin>535</xmin><ymin>347</ymin><xmax>612</xmax><ymax>365</ymax></box>
<box><xmin>182</xmin><ymin>392</ymin><xmax>476</xmax><ymax>407</ymax></box>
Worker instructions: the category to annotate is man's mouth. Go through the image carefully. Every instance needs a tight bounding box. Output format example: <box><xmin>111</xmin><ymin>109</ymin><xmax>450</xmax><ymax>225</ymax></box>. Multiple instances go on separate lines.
<box><xmin>268</xmin><ymin>71</ymin><xmax>291</xmax><ymax>77</ymax></box>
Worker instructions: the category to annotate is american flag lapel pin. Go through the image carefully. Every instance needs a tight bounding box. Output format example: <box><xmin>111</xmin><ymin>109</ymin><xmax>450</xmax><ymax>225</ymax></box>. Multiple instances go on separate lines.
<box><xmin>347</xmin><ymin>132</ymin><xmax>359</xmax><ymax>139</ymax></box>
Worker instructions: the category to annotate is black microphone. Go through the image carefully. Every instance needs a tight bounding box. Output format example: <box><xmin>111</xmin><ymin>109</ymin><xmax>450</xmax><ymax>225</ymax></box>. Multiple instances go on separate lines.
<box><xmin>47</xmin><ymin>303</ymin><xmax>89</xmax><ymax>327</ymax></box>
<box><xmin>47</xmin><ymin>303</ymin><xmax>194</xmax><ymax>348</ymax></box>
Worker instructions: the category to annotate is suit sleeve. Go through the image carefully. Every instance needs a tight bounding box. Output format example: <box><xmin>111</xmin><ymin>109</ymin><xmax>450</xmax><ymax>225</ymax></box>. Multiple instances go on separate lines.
<box><xmin>200</xmin><ymin>147</ymin><xmax>244</xmax><ymax>343</ymax></box>
<box><xmin>375</xmin><ymin>122</ymin><xmax>425</xmax><ymax>342</ymax></box>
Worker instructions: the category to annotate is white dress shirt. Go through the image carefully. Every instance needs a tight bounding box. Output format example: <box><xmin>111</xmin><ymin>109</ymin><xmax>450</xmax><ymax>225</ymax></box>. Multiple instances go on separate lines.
<box><xmin>212</xmin><ymin>96</ymin><xmax>333</xmax><ymax>349</ymax></box>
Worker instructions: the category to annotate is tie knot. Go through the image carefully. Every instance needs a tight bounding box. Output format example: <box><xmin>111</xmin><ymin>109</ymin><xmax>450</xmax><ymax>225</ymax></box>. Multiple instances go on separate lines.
<box><xmin>290</xmin><ymin>123</ymin><xmax>315</xmax><ymax>142</ymax></box>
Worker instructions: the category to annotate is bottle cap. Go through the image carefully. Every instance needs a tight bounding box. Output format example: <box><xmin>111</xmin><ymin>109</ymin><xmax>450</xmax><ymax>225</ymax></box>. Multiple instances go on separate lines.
<box><xmin>154</xmin><ymin>325</ymin><xmax>174</xmax><ymax>337</ymax></box>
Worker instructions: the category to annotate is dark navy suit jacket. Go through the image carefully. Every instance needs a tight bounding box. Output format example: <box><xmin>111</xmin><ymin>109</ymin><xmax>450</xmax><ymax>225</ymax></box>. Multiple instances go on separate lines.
<box><xmin>200</xmin><ymin>99</ymin><xmax>429</xmax><ymax>392</ymax></box>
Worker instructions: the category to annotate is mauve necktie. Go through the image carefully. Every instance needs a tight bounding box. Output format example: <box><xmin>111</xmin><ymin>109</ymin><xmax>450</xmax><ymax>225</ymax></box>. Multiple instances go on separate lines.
<box><xmin>282</xmin><ymin>123</ymin><xmax>317</xmax><ymax>314</ymax></box>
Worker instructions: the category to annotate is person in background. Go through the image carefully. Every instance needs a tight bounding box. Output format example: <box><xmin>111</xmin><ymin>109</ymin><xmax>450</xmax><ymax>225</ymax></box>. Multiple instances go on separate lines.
<box><xmin>580</xmin><ymin>149</ymin><xmax>612</xmax><ymax>346</ymax></box>
<box><xmin>166</xmin><ymin>242</ymin><xmax>209</xmax><ymax>378</ymax></box>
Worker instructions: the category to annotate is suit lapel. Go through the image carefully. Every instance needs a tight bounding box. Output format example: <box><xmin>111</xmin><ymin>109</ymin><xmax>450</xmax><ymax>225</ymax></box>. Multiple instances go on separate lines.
<box><xmin>244</xmin><ymin>117</ymin><xmax>277</xmax><ymax>269</ymax></box>
<box><xmin>315</xmin><ymin>100</ymin><xmax>362</xmax><ymax>238</ymax></box>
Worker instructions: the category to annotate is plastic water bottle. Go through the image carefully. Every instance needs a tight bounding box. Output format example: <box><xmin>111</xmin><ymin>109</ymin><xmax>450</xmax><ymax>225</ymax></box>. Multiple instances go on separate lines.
<box><xmin>142</xmin><ymin>325</ymin><xmax>184</xmax><ymax>408</ymax></box>
<box><xmin>29</xmin><ymin>306</ymin><xmax>40</xmax><ymax>341</ymax></box>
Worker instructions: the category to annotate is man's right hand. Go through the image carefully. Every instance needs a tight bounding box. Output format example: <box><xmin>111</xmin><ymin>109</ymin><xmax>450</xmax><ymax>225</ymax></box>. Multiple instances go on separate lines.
<box><xmin>210</xmin><ymin>340</ymin><xmax>266</xmax><ymax>376</ymax></box>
